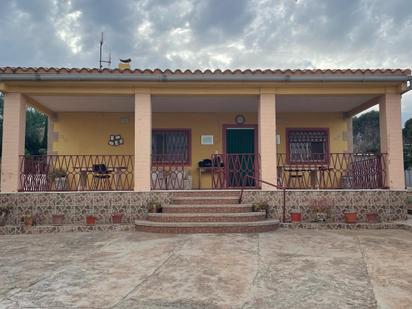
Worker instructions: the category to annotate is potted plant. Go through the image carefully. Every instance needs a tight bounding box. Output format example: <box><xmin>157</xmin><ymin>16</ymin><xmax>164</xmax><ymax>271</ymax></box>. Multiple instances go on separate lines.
<box><xmin>290</xmin><ymin>208</ymin><xmax>302</xmax><ymax>223</ymax></box>
<box><xmin>344</xmin><ymin>209</ymin><xmax>358</xmax><ymax>224</ymax></box>
<box><xmin>52</xmin><ymin>213</ymin><xmax>64</xmax><ymax>225</ymax></box>
<box><xmin>112</xmin><ymin>213</ymin><xmax>123</xmax><ymax>224</ymax></box>
<box><xmin>85</xmin><ymin>209</ymin><xmax>96</xmax><ymax>225</ymax></box>
<box><xmin>0</xmin><ymin>205</ymin><xmax>11</xmax><ymax>226</ymax></box>
<box><xmin>50</xmin><ymin>168</ymin><xmax>67</xmax><ymax>190</ymax></box>
<box><xmin>310</xmin><ymin>197</ymin><xmax>333</xmax><ymax>222</ymax></box>
<box><xmin>148</xmin><ymin>201</ymin><xmax>162</xmax><ymax>213</ymax></box>
<box><xmin>22</xmin><ymin>214</ymin><xmax>34</xmax><ymax>226</ymax></box>
<box><xmin>252</xmin><ymin>202</ymin><xmax>270</xmax><ymax>218</ymax></box>
<box><xmin>365</xmin><ymin>207</ymin><xmax>379</xmax><ymax>223</ymax></box>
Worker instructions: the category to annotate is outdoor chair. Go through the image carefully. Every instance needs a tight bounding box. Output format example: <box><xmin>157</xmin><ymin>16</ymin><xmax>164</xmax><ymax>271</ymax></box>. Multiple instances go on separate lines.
<box><xmin>92</xmin><ymin>164</ymin><xmax>112</xmax><ymax>190</ymax></box>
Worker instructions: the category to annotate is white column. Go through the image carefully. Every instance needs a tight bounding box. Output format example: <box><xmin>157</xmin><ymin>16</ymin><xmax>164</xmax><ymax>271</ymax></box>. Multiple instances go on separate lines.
<box><xmin>134</xmin><ymin>91</ymin><xmax>152</xmax><ymax>191</ymax></box>
<box><xmin>379</xmin><ymin>93</ymin><xmax>405</xmax><ymax>189</ymax></box>
<box><xmin>1</xmin><ymin>93</ymin><xmax>26</xmax><ymax>192</ymax></box>
<box><xmin>258</xmin><ymin>91</ymin><xmax>277</xmax><ymax>189</ymax></box>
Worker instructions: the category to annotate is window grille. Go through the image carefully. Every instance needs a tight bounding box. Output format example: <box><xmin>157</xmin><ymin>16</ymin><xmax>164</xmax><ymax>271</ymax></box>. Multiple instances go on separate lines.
<box><xmin>287</xmin><ymin>129</ymin><xmax>328</xmax><ymax>163</ymax></box>
<box><xmin>152</xmin><ymin>129</ymin><xmax>190</xmax><ymax>163</ymax></box>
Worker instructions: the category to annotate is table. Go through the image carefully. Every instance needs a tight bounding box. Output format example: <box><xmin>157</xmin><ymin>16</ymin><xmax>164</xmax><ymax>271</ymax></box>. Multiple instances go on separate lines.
<box><xmin>280</xmin><ymin>165</ymin><xmax>332</xmax><ymax>189</ymax></box>
<box><xmin>73</xmin><ymin>166</ymin><xmax>127</xmax><ymax>190</ymax></box>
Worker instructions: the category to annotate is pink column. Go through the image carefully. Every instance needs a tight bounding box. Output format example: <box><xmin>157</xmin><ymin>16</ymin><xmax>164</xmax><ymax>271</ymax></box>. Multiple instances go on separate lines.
<box><xmin>134</xmin><ymin>92</ymin><xmax>152</xmax><ymax>191</ymax></box>
<box><xmin>1</xmin><ymin>93</ymin><xmax>26</xmax><ymax>192</ymax></box>
<box><xmin>258</xmin><ymin>92</ymin><xmax>277</xmax><ymax>189</ymax></box>
<box><xmin>379</xmin><ymin>93</ymin><xmax>405</xmax><ymax>189</ymax></box>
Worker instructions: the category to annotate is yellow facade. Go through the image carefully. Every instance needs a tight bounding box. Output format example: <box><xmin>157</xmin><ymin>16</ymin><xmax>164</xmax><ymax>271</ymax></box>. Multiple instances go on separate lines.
<box><xmin>52</xmin><ymin>111</ymin><xmax>349</xmax><ymax>189</ymax></box>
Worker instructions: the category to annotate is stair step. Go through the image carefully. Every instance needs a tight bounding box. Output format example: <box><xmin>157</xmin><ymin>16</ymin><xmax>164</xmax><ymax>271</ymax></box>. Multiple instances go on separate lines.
<box><xmin>163</xmin><ymin>204</ymin><xmax>253</xmax><ymax>213</ymax></box>
<box><xmin>172</xmin><ymin>196</ymin><xmax>239</xmax><ymax>205</ymax></box>
<box><xmin>172</xmin><ymin>190</ymin><xmax>240</xmax><ymax>197</ymax></box>
<box><xmin>148</xmin><ymin>212</ymin><xmax>266</xmax><ymax>222</ymax></box>
<box><xmin>135</xmin><ymin>219</ymin><xmax>279</xmax><ymax>234</ymax></box>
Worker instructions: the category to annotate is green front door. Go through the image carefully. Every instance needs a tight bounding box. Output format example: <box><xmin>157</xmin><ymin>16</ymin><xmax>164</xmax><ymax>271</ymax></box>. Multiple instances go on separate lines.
<box><xmin>225</xmin><ymin>128</ymin><xmax>256</xmax><ymax>187</ymax></box>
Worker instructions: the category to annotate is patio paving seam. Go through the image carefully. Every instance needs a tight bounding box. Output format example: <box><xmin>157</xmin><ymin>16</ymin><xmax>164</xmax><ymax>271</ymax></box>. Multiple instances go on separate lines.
<box><xmin>109</xmin><ymin>237</ymin><xmax>190</xmax><ymax>309</ymax></box>
<box><xmin>355</xmin><ymin>235</ymin><xmax>378</xmax><ymax>308</ymax></box>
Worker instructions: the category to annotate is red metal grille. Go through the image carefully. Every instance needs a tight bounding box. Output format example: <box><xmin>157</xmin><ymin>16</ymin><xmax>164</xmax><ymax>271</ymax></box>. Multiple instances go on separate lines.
<box><xmin>152</xmin><ymin>129</ymin><xmax>191</xmax><ymax>165</ymax></box>
<box><xmin>151</xmin><ymin>154</ymin><xmax>186</xmax><ymax>190</ymax></box>
<box><xmin>211</xmin><ymin>153</ymin><xmax>260</xmax><ymax>189</ymax></box>
<box><xmin>287</xmin><ymin>129</ymin><xmax>328</xmax><ymax>163</ymax></box>
<box><xmin>19</xmin><ymin>155</ymin><xmax>134</xmax><ymax>191</ymax></box>
<box><xmin>277</xmin><ymin>153</ymin><xmax>387</xmax><ymax>189</ymax></box>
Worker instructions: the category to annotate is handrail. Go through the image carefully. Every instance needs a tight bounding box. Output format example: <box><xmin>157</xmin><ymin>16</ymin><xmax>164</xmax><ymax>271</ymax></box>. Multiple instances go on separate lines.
<box><xmin>239</xmin><ymin>175</ymin><xmax>287</xmax><ymax>223</ymax></box>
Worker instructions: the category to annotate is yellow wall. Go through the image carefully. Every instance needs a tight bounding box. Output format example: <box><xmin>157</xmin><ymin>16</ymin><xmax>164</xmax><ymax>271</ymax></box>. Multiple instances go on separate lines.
<box><xmin>276</xmin><ymin>112</ymin><xmax>349</xmax><ymax>153</ymax></box>
<box><xmin>52</xmin><ymin>111</ymin><xmax>349</xmax><ymax>189</ymax></box>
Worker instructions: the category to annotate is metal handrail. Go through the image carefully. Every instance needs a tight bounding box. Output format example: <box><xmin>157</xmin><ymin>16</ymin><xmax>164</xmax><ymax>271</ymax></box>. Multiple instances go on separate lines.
<box><xmin>239</xmin><ymin>175</ymin><xmax>287</xmax><ymax>223</ymax></box>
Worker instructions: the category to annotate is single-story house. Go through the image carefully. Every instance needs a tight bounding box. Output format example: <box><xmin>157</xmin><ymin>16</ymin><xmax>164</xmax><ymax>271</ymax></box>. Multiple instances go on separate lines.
<box><xmin>0</xmin><ymin>66</ymin><xmax>411</xmax><ymax>233</ymax></box>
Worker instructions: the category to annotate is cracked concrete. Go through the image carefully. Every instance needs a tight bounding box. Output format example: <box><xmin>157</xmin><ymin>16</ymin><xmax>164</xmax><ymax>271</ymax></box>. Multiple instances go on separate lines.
<box><xmin>0</xmin><ymin>230</ymin><xmax>411</xmax><ymax>309</ymax></box>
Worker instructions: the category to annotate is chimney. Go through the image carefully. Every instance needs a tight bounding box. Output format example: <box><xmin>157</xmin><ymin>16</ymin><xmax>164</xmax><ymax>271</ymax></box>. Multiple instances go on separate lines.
<box><xmin>118</xmin><ymin>58</ymin><xmax>131</xmax><ymax>70</ymax></box>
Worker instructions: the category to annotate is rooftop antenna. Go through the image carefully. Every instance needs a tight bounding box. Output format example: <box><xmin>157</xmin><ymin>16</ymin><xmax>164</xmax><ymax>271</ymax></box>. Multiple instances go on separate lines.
<box><xmin>99</xmin><ymin>32</ymin><xmax>111</xmax><ymax>69</ymax></box>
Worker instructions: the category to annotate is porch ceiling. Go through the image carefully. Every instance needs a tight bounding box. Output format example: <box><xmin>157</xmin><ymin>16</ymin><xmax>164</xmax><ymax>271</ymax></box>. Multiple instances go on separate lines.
<box><xmin>29</xmin><ymin>94</ymin><xmax>378</xmax><ymax>114</ymax></box>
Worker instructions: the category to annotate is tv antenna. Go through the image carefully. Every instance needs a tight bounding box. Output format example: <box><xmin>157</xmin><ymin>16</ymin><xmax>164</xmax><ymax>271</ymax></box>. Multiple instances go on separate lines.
<box><xmin>99</xmin><ymin>32</ymin><xmax>111</xmax><ymax>69</ymax></box>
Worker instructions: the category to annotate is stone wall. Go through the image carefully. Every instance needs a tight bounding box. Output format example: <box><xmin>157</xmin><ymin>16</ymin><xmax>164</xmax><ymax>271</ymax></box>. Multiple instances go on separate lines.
<box><xmin>242</xmin><ymin>190</ymin><xmax>407</xmax><ymax>222</ymax></box>
<box><xmin>0</xmin><ymin>190</ymin><xmax>407</xmax><ymax>227</ymax></box>
<box><xmin>0</xmin><ymin>192</ymin><xmax>172</xmax><ymax>225</ymax></box>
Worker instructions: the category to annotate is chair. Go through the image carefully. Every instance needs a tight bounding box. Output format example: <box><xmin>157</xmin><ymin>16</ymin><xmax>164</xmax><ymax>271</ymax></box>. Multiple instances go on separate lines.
<box><xmin>92</xmin><ymin>164</ymin><xmax>112</xmax><ymax>190</ymax></box>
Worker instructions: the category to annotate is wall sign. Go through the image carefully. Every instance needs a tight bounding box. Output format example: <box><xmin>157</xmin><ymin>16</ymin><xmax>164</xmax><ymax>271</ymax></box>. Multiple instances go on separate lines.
<box><xmin>201</xmin><ymin>135</ymin><xmax>214</xmax><ymax>145</ymax></box>
<box><xmin>108</xmin><ymin>135</ymin><xmax>124</xmax><ymax>146</ymax></box>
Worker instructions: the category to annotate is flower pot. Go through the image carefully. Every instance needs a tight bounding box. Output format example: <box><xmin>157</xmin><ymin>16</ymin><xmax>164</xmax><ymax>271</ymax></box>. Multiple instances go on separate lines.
<box><xmin>24</xmin><ymin>217</ymin><xmax>33</xmax><ymax>226</ymax></box>
<box><xmin>290</xmin><ymin>212</ymin><xmax>302</xmax><ymax>222</ymax></box>
<box><xmin>86</xmin><ymin>215</ymin><xmax>96</xmax><ymax>225</ymax></box>
<box><xmin>52</xmin><ymin>214</ymin><xmax>64</xmax><ymax>225</ymax></box>
<box><xmin>344</xmin><ymin>212</ymin><xmax>357</xmax><ymax>224</ymax></box>
<box><xmin>112</xmin><ymin>213</ymin><xmax>123</xmax><ymax>224</ymax></box>
<box><xmin>54</xmin><ymin>177</ymin><xmax>67</xmax><ymax>191</ymax></box>
<box><xmin>366</xmin><ymin>213</ymin><xmax>379</xmax><ymax>223</ymax></box>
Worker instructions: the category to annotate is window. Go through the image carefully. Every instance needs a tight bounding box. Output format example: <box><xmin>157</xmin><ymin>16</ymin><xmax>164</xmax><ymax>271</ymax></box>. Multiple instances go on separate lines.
<box><xmin>152</xmin><ymin>129</ymin><xmax>191</xmax><ymax>164</ymax></box>
<box><xmin>287</xmin><ymin>129</ymin><xmax>328</xmax><ymax>163</ymax></box>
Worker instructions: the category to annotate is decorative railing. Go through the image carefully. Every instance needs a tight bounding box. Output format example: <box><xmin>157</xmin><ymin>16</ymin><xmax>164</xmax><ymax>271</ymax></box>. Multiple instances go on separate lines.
<box><xmin>211</xmin><ymin>153</ymin><xmax>260</xmax><ymax>189</ymax></box>
<box><xmin>277</xmin><ymin>153</ymin><xmax>387</xmax><ymax>189</ymax></box>
<box><xmin>19</xmin><ymin>155</ymin><xmax>134</xmax><ymax>191</ymax></box>
<box><xmin>151</xmin><ymin>154</ymin><xmax>187</xmax><ymax>190</ymax></box>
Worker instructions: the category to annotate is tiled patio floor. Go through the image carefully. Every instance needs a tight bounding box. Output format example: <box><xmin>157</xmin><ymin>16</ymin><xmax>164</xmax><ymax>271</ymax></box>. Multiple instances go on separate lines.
<box><xmin>0</xmin><ymin>229</ymin><xmax>411</xmax><ymax>309</ymax></box>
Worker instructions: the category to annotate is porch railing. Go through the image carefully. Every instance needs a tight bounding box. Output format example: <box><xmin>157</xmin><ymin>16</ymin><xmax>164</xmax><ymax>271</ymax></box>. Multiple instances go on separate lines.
<box><xmin>151</xmin><ymin>154</ymin><xmax>187</xmax><ymax>190</ymax></box>
<box><xmin>277</xmin><ymin>153</ymin><xmax>387</xmax><ymax>189</ymax></box>
<box><xmin>19</xmin><ymin>155</ymin><xmax>134</xmax><ymax>191</ymax></box>
<box><xmin>211</xmin><ymin>153</ymin><xmax>260</xmax><ymax>189</ymax></box>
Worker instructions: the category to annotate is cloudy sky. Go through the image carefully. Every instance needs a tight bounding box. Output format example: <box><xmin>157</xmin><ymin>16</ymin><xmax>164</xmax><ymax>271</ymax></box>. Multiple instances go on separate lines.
<box><xmin>0</xmin><ymin>0</ymin><xmax>411</xmax><ymax>122</ymax></box>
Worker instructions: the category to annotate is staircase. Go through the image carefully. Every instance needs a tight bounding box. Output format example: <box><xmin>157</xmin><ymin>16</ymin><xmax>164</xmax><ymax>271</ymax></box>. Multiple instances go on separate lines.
<box><xmin>135</xmin><ymin>191</ymin><xmax>279</xmax><ymax>233</ymax></box>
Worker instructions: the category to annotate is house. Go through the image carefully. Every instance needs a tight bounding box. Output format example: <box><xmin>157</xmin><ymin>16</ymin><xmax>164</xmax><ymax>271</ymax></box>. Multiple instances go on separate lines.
<box><xmin>0</xmin><ymin>66</ymin><xmax>410</xmax><ymax>233</ymax></box>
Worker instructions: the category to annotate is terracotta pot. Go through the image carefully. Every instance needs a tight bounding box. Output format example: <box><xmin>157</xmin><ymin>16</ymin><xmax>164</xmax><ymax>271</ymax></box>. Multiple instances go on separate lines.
<box><xmin>112</xmin><ymin>213</ymin><xmax>123</xmax><ymax>224</ymax></box>
<box><xmin>344</xmin><ymin>212</ymin><xmax>357</xmax><ymax>224</ymax></box>
<box><xmin>290</xmin><ymin>212</ymin><xmax>302</xmax><ymax>222</ymax></box>
<box><xmin>86</xmin><ymin>215</ymin><xmax>96</xmax><ymax>225</ymax></box>
<box><xmin>24</xmin><ymin>217</ymin><xmax>33</xmax><ymax>226</ymax></box>
<box><xmin>52</xmin><ymin>214</ymin><xmax>64</xmax><ymax>225</ymax></box>
<box><xmin>366</xmin><ymin>213</ymin><xmax>379</xmax><ymax>223</ymax></box>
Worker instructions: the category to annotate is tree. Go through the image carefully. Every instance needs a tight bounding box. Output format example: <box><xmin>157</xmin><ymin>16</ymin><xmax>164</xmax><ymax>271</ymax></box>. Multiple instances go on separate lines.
<box><xmin>352</xmin><ymin>110</ymin><xmax>380</xmax><ymax>153</ymax></box>
<box><xmin>0</xmin><ymin>93</ymin><xmax>48</xmax><ymax>157</ymax></box>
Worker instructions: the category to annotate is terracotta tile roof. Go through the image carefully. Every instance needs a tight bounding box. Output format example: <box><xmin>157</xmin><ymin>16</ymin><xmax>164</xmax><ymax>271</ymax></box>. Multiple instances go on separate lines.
<box><xmin>0</xmin><ymin>67</ymin><xmax>410</xmax><ymax>76</ymax></box>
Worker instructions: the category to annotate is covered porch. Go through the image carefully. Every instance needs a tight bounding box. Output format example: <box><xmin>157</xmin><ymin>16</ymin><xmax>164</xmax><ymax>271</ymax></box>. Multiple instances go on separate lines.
<box><xmin>2</xmin><ymin>91</ymin><xmax>402</xmax><ymax>192</ymax></box>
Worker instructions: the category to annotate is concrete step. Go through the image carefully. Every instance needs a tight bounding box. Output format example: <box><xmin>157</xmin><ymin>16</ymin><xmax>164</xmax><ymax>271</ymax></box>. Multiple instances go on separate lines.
<box><xmin>147</xmin><ymin>212</ymin><xmax>266</xmax><ymax>222</ymax></box>
<box><xmin>172</xmin><ymin>190</ymin><xmax>240</xmax><ymax>198</ymax></box>
<box><xmin>134</xmin><ymin>219</ymin><xmax>280</xmax><ymax>234</ymax></box>
<box><xmin>162</xmin><ymin>204</ymin><xmax>253</xmax><ymax>213</ymax></box>
<box><xmin>172</xmin><ymin>196</ymin><xmax>239</xmax><ymax>205</ymax></box>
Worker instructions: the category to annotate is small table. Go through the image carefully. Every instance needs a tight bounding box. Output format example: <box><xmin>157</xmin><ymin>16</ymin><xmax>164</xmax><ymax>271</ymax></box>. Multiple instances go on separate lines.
<box><xmin>73</xmin><ymin>166</ymin><xmax>127</xmax><ymax>190</ymax></box>
<box><xmin>198</xmin><ymin>167</ymin><xmax>213</xmax><ymax>189</ymax></box>
<box><xmin>281</xmin><ymin>165</ymin><xmax>330</xmax><ymax>189</ymax></box>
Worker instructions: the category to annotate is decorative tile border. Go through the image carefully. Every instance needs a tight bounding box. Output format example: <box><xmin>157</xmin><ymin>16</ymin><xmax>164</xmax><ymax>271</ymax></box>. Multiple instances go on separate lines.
<box><xmin>242</xmin><ymin>190</ymin><xmax>408</xmax><ymax>223</ymax></box>
<box><xmin>0</xmin><ymin>224</ymin><xmax>135</xmax><ymax>235</ymax></box>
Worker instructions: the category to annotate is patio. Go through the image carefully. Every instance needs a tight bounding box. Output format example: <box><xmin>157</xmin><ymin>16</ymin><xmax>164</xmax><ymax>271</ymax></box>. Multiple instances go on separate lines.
<box><xmin>1</xmin><ymin>229</ymin><xmax>411</xmax><ymax>308</ymax></box>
